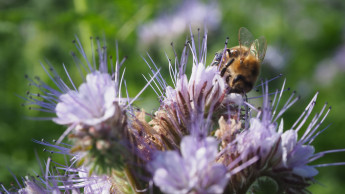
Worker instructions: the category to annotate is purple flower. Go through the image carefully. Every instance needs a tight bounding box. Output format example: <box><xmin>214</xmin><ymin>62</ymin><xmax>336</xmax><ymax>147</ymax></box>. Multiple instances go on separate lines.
<box><xmin>53</xmin><ymin>71</ymin><xmax>122</xmax><ymax>126</ymax></box>
<box><xmin>234</xmin><ymin>117</ymin><xmax>281</xmax><ymax>162</ymax></box>
<box><xmin>280</xmin><ymin>129</ymin><xmax>318</xmax><ymax>177</ymax></box>
<box><xmin>23</xmin><ymin>38</ymin><xmax>129</xmax><ymax>142</ymax></box>
<box><xmin>164</xmin><ymin>63</ymin><xmax>226</xmax><ymax>112</ymax></box>
<box><xmin>148</xmin><ymin>135</ymin><xmax>229</xmax><ymax>194</ymax></box>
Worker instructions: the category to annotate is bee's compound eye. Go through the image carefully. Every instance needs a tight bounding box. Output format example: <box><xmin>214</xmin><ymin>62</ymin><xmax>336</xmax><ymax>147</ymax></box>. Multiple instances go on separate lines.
<box><xmin>230</xmin><ymin>49</ymin><xmax>239</xmax><ymax>57</ymax></box>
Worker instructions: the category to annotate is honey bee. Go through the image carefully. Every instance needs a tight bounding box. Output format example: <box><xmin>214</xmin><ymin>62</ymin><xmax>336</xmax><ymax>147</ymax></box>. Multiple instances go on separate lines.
<box><xmin>212</xmin><ymin>27</ymin><xmax>267</xmax><ymax>94</ymax></box>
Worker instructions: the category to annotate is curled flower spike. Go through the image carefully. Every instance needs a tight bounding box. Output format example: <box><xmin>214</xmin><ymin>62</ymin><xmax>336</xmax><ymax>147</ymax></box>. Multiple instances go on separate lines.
<box><xmin>145</xmin><ymin>28</ymin><xmax>233</xmax><ymax>150</ymax></box>
<box><xmin>40</xmin><ymin>38</ymin><xmax>132</xmax><ymax>174</ymax></box>
<box><xmin>216</xmin><ymin>80</ymin><xmax>345</xmax><ymax>193</ymax></box>
<box><xmin>22</xmin><ymin>37</ymin><xmax>159</xmax><ymax>179</ymax></box>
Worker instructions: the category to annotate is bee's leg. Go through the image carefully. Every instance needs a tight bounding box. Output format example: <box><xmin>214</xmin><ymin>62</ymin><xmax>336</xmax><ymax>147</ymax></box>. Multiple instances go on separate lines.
<box><xmin>211</xmin><ymin>61</ymin><xmax>220</xmax><ymax>67</ymax></box>
<box><xmin>220</xmin><ymin>67</ymin><xmax>227</xmax><ymax>77</ymax></box>
<box><xmin>220</xmin><ymin>58</ymin><xmax>235</xmax><ymax>77</ymax></box>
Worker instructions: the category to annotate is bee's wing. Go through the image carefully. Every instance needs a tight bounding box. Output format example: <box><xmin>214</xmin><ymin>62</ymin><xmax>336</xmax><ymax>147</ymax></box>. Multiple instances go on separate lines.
<box><xmin>250</xmin><ymin>36</ymin><xmax>267</xmax><ymax>62</ymax></box>
<box><xmin>238</xmin><ymin>27</ymin><xmax>255</xmax><ymax>51</ymax></box>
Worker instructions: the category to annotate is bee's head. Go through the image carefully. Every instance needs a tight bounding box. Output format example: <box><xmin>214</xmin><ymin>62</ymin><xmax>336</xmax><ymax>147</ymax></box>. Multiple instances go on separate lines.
<box><xmin>228</xmin><ymin>74</ymin><xmax>253</xmax><ymax>94</ymax></box>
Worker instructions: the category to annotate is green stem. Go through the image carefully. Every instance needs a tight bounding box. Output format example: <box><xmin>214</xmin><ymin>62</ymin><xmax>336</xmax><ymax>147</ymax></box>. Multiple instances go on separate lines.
<box><xmin>124</xmin><ymin>165</ymin><xmax>140</xmax><ymax>194</ymax></box>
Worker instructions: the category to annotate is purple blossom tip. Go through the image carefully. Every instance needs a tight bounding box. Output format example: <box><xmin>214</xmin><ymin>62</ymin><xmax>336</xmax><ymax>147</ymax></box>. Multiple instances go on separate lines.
<box><xmin>148</xmin><ymin>136</ymin><xmax>229</xmax><ymax>193</ymax></box>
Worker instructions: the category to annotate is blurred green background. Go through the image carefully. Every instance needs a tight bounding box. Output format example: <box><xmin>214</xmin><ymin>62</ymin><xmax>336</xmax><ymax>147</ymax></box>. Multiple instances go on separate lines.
<box><xmin>1</xmin><ymin>0</ymin><xmax>345</xmax><ymax>192</ymax></box>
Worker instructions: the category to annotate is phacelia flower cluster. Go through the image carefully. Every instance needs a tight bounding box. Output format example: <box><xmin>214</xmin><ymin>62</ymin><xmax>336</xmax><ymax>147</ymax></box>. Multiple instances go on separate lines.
<box><xmin>2</xmin><ymin>28</ymin><xmax>345</xmax><ymax>194</ymax></box>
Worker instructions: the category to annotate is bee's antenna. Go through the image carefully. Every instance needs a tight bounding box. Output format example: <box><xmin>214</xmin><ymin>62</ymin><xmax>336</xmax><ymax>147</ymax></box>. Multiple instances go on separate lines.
<box><xmin>223</xmin><ymin>37</ymin><xmax>229</xmax><ymax>54</ymax></box>
<box><xmin>219</xmin><ymin>37</ymin><xmax>230</xmax><ymax>70</ymax></box>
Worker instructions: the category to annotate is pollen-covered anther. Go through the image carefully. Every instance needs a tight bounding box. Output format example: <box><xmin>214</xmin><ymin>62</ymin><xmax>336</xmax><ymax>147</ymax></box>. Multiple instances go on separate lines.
<box><xmin>88</xmin><ymin>126</ymin><xmax>102</xmax><ymax>138</ymax></box>
<box><xmin>81</xmin><ymin>136</ymin><xmax>93</xmax><ymax>149</ymax></box>
<box><xmin>149</xmin><ymin>109</ymin><xmax>183</xmax><ymax>149</ymax></box>
<box><xmin>96</xmin><ymin>140</ymin><xmax>111</xmax><ymax>152</ymax></box>
<box><xmin>127</xmin><ymin>109</ymin><xmax>166</xmax><ymax>161</ymax></box>
<box><xmin>215</xmin><ymin>116</ymin><xmax>242</xmax><ymax>149</ymax></box>
<box><xmin>223</xmin><ymin>93</ymin><xmax>244</xmax><ymax>106</ymax></box>
<box><xmin>70</xmin><ymin>124</ymin><xmax>89</xmax><ymax>138</ymax></box>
